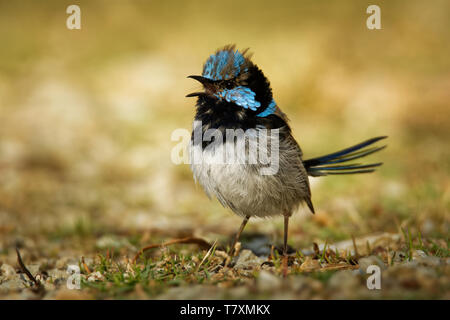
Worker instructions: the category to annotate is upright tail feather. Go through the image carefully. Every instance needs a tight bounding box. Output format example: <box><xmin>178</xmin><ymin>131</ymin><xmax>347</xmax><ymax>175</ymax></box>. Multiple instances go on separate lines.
<box><xmin>303</xmin><ymin>136</ymin><xmax>387</xmax><ymax>177</ymax></box>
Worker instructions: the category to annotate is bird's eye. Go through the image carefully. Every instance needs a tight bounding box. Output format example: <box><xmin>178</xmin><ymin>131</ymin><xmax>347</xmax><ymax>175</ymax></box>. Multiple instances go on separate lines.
<box><xmin>224</xmin><ymin>80</ymin><xmax>234</xmax><ymax>89</ymax></box>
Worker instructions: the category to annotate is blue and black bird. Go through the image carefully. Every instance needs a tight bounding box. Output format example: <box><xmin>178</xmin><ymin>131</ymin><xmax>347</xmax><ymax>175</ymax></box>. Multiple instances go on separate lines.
<box><xmin>187</xmin><ymin>45</ymin><xmax>386</xmax><ymax>257</ymax></box>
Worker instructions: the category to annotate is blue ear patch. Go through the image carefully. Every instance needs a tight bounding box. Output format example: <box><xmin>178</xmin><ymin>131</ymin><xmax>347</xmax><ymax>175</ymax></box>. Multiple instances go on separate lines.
<box><xmin>256</xmin><ymin>99</ymin><xmax>276</xmax><ymax>117</ymax></box>
<box><xmin>203</xmin><ymin>49</ymin><xmax>246</xmax><ymax>81</ymax></box>
<box><xmin>215</xmin><ymin>87</ymin><xmax>261</xmax><ymax>111</ymax></box>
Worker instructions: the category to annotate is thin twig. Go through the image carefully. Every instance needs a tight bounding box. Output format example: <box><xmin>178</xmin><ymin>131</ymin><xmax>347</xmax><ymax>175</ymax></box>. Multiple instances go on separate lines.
<box><xmin>81</xmin><ymin>256</ymin><xmax>91</xmax><ymax>274</ymax></box>
<box><xmin>195</xmin><ymin>240</ymin><xmax>217</xmax><ymax>272</ymax></box>
<box><xmin>313</xmin><ymin>242</ymin><xmax>320</xmax><ymax>258</ymax></box>
<box><xmin>16</xmin><ymin>247</ymin><xmax>40</xmax><ymax>287</ymax></box>
<box><xmin>16</xmin><ymin>247</ymin><xmax>45</xmax><ymax>295</ymax></box>
<box><xmin>305</xmin><ymin>264</ymin><xmax>359</xmax><ymax>273</ymax></box>
<box><xmin>351</xmin><ymin>235</ymin><xmax>360</xmax><ymax>257</ymax></box>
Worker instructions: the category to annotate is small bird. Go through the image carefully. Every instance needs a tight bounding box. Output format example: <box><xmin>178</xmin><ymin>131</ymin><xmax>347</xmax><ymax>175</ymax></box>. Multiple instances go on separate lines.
<box><xmin>187</xmin><ymin>45</ymin><xmax>386</xmax><ymax>257</ymax></box>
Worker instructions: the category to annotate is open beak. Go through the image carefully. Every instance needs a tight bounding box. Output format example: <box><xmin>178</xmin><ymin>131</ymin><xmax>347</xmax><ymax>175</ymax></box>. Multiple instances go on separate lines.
<box><xmin>186</xmin><ymin>75</ymin><xmax>215</xmax><ymax>97</ymax></box>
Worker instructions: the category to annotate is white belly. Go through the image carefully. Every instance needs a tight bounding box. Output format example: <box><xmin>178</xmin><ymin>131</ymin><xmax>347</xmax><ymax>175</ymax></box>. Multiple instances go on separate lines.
<box><xmin>189</xmin><ymin>132</ymin><xmax>310</xmax><ymax>218</ymax></box>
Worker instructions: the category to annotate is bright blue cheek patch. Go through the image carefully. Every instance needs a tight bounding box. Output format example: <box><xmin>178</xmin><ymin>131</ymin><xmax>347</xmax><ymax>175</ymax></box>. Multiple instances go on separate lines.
<box><xmin>256</xmin><ymin>99</ymin><xmax>276</xmax><ymax>117</ymax></box>
<box><xmin>215</xmin><ymin>87</ymin><xmax>261</xmax><ymax>111</ymax></box>
<box><xmin>215</xmin><ymin>88</ymin><xmax>277</xmax><ymax>117</ymax></box>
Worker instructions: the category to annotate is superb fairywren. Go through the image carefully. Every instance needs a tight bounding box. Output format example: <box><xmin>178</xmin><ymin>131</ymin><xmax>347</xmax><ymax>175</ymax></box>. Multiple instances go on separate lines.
<box><xmin>187</xmin><ymin>45</ymin><xmax>386</xmax><ymax>257</ymax></box>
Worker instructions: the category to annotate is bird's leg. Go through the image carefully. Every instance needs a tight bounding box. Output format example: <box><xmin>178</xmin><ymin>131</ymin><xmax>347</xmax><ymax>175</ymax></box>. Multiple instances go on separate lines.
<box><xmin>283</xmin><ymin>215</ymin><xmax>289</xmax><ymax>256</ymax></box>
<box><xmin>229</xmin><ymin>216</ymin><xmax>250</xmax><ymax>257</ymax></box>
<box><xmin>282</xmin><ymin>215</ymin><xmax>290</xmax><ymax>277</ymax></box>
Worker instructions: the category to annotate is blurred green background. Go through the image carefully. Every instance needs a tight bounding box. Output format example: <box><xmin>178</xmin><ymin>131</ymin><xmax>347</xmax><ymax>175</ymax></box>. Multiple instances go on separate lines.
<box><xmin>0</xmin><ymin>0</ymin><xmax>448</xmax><ymax>248</ymax></box>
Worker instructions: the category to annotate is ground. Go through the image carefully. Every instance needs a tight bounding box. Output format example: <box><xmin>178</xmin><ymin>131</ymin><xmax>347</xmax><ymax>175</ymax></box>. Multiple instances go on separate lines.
<box><xmin>0</xmin><ymin>1</ymin><xmax>449</xmax><ymax>299</ymax></box>
<box><xmin>1</xmin><ymin>231</ymin><xmax>448</xmax><ymax>299</ymax></box>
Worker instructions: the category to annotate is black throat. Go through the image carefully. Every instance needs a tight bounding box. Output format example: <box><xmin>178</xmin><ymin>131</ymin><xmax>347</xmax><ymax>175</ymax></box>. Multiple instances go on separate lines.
<box><xmin>194</xmin><ymin>95</ymin><xmax>257</xmax><ymax>131</ymax></box>
<box><xmin>192</xmin><ymin>96</ymin><xmax>290</xmax><ymax>148</ymax></box>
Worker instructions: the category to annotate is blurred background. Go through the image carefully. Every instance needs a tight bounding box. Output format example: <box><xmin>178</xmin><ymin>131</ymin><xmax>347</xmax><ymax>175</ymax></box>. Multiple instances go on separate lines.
<box><xmin>0</xmin><ymin>0</ymin><xmax>448</xmax><ymax>250</ymax></box>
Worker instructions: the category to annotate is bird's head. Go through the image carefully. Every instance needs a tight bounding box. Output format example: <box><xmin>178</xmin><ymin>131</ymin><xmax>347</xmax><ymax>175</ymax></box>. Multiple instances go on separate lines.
<box><xmin>187</xmin><ymin>45</ymin><xmax>276</xmax><ymax>117</ymax></box>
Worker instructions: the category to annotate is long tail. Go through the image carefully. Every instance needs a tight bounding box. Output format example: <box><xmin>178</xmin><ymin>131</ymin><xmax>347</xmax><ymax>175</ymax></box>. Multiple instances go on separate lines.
<box><xmin>303</xmin><ymin>136</ymin><xmax>387</xmax><ymax>177</ymax></box>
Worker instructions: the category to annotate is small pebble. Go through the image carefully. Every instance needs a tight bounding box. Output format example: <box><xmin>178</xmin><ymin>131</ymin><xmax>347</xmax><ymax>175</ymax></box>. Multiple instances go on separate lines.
<box><xmin>87</xmin><ymin>271</ymin><xmax>104</xmax><ymax>282</ymax></box>
<box><xmin>0</xmin><ymin>264</ymin><xmax>16</xmax><ymax>278</ymax></box>
<box><xmin>256</xmin><ymin>270</ymin><xmax>282</xmax><ymax>291</ymax></box>
<box><xmin>234</xmin><ymin>250</ymin><xmax>263</xmax><ymax>270</ymax></box>
<box><xmin>358</xmin><ymin>255</ymin><xmax>386</xmax><ymax>275</ymax></box>
<box><xmin>299</xmin><ymin>257</ymin><xmax>320</xmax><ymax>271</ymax></box>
